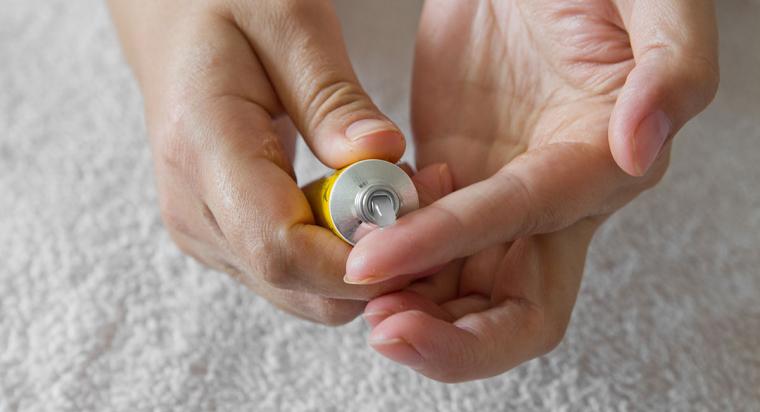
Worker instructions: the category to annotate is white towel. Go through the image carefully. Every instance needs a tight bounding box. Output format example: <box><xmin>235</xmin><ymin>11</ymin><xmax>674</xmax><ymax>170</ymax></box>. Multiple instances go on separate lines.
<box><xmin>0</xmin><ymin>0</ymin><xmax>758</xmax><ymax>410</ymax></box>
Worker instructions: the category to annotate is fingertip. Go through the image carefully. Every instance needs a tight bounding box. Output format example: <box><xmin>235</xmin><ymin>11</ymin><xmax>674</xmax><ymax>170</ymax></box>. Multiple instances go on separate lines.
<box><xmin>330</xmin><ymin>122</ymin><xmax>406</xmax><ymax>168</ymax></box>
<box><xmin>631</xmin><ymin>110</ymin><xmax>671</xmax><ymax>176</ymax></box>
<box><xmin>609</xmin><ymin>126</ymin><xmax>640</xmax><ymax>177</ymax></box>
<box><xmin>368</xmin><ymin>335</ymin><xmax>425</xmax><ymax>369</ymax></box>
<box><xmin>610</xmin><ymin>67</ymin><xmax>673</xmax><ymax>177</ymax></box>
<box><xmin>368</xmin><ymin>310</ymin><xmax>428</xmax><ymax>341</ymax></box>
<box><xmin>344</xmin><ymin>249</ymin><xmax>374</xmax><ymax>282</ymax></box>
<box><xmin>346</xmin><ymin>205</ymin><xmax>452</xmax><ymax>282</ymax></box>
<box><xmin>345</xmin><ymin>164</ymin><xmax>459</xmax><ymax>283</ymax></box>
<box><xmin>364</xmin><ymin>291</ymin><xmax>453</xmax><ymax>328</ymax></box>
<box><xmin>342</xmin><ymin>272</ymin><xmax>386</xmax><ymax>285</ymax></box>
<box><xmin>346</xmin><ymin>127</ymin><xmax>406</xmax><ymax>162</ymax></box>
<box><xmin>314</xmin><ymin>125</ymin><xmax>406</xmax><ymax>169</ymax></box>
<box><xmin>362</xmin><ymin>309</ymin><xmax>393</xmax><ymax>328</ymax></box>
<box><xmin>609</xmin><ymin>66</ymin><xmax>658</xmax><ymax>177</ymax></box>
<box><xmin>345</xmin><ymin>227</ymin><xmax>397</xmax><ymax>283</ymax></box>
<box><xmin>367</xmin><ymin>310</ymin><xmax>430</xmax><ymax>369</ymax></box>
<box><xmin>368</xmin><ymin>309</ymin><xmax>476</xmax><ymax>381</ymax></box>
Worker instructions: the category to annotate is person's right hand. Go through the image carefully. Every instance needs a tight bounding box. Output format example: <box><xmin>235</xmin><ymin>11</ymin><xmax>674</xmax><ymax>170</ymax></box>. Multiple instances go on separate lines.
<box><xmin>347</xmin><ymin>0</ymin><xmax>718</xmax><ymax>381</ymax></box>
<box><xmin>108</xmin><ymin>0</ymin><xmax>426</xmax><ymax>324</ymax></box>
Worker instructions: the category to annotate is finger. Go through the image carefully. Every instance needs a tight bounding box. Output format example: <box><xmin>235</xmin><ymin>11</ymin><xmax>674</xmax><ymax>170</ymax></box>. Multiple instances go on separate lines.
<box><xmin>161</xmin><ymin>215</ymin><xmax>367</xmax><ymax>327</ymax></box>
<box><xmin>220</xmin><ymin>254</ymin><xmax>367</xmax><ymax>326</ymax></box>
<box><xmin>179</xmin><ymin>8</ymin><xmax>401</xmax><ymax>300</ymax></box>
<box><xmin>233</xmin><ymin>0</ymin><xmax>405</xmax><ymax>168</ymax></box>
<box><xmin>350</xmin><ymin>162</ymin><xmax>450</xmax><ymax>243</ymax></box>
<box><xmin>367</xmin><ymin>306</ymin><xmax>542</xmax><ymax>382</ymax></box>
<box><xmin>205</xmin><ymin>124</ymin><xmax>408</xmax><ymax>299</ymax></box>
<box><xmin>441</xmin><ymin>295</ymin><xmax>492</xmax><ymax>319</ymax></box>
<box><xmin>121</xmin><ymin>5</ymin><xmax>393</xmax><ymax>313</ymax></box>
<box><xmin>457</xmin><ymin>242</ymin><xmax>511</xmax><ymax>297</ymax></box>
<box><xmin>363</xmin><ymin>291</ymin><xmax>454</xmax><ymax>328</ymax></box>
<box><xmin>201</xmin><ymin>105</ymin><xmax>450</xmax><ymax>300</ymax></box>
<box><xmin>363</xmin><ymin>258</ymin><xmax>464</xmax><ymax>327</ymax></box>
<box><xmin>346</xmin><ymin>143</ymin><xmax>626</xmax><ymax>283</ymax></box>
<box><xmin>282</xmin><ymin>223</ymin><xmax>419</xmax><ymax>299</ymax></box>
<box><xmin>610</xmin><ymin>0</ymin><xmax>719</xmax><ymax>176</ymax></box>
<box><xmin>251</xmin><ymin>280</ymin><xmax>367</xmax><ymax>327</ymax></box>
<box><xmin>403</xmin><ymin>259</ymin><xmax>462</xmax><ymax>304</ymax></box>
<box><xmin>285</xmin><ymin>162</ymin><xmax>452</xmax><ymax>296</ymax></box>
<box><xmin>363</xmin><ymin>289</ymin><xmax>487</xmax><ymax>329</ymax></box>
<box><xmin>343</xmin><ymin>162</ymin><xmax>454</xmax><ymax>285</ymax></box>
<box><xmin>154</xmin><ymin>166</ymin><xmax>226</xmax><ymax>245</ymax></box>
<box><xmin>412</xmin><ymin>163</ymin><xmax>453</xmax><ymax>208</ymax></box>
<box><xmin>368</xmin><ymin>221</ymin><xmax>597</xmax><ymax>382</ymax></box>
<box><xmin>272</xmin><ymin>114</ymin><xmax>298</xmax><ymax>164</ymax></box>
<box><xmin>397</xmin><ymin>162</ymin><xmax>414</xmax><ymax>177</ymax></box>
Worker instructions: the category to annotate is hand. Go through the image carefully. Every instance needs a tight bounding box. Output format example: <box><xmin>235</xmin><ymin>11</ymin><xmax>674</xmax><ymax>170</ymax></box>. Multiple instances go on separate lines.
<box><xmin>346</xmin><ymin>0</ymin><xmax>719</xmax><ymax>381</ymax></box>
<box><xmin>108</xmin><ymin>0</ymin><xmax>441</xmax><ymax>324</ymax></box>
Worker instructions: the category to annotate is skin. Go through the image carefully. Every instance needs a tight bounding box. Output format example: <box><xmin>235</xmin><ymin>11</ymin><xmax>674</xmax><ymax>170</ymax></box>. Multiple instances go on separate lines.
<box><xmin>107</xmin><ymin>0</ymin><xmax>454</xmax><ymax>325</ymax></box>
<box><xmin>110</xmin><ymin>0</ymin><xmax>719</xmax><ymax>382</ymax></box>
<box><xmin>348</xmin><ymin>0</ymin><xmax>719</xmax><ymax>382</ymax></box>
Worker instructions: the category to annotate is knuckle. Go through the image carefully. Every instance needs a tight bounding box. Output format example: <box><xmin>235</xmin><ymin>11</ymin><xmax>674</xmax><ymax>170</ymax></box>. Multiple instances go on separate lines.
<box><xmin>247</xmin><ymin>239</ymin><xmax>292</xmax><ymax>289</ymax></box>
<box><xmin>498</xmin><ymin>171</ymin><xmax>540</xmax><ymax>237</ymax></box>
<box><xmin>639</xmin><ymin>42</ymin><xmax>720</xmax><ymax>109</ymax></box>
<box><xmin>252</xmin><ymin>1</ymin><xmax>327</xmax><ymax>44</ymax></box>
<box><xmin>260</xmin><ymin>267</ymin><xmax>289</xmax><ymax>289</ymax></box>
<box><xmin>267</xmin><ymin>0</ymin><xmax>333</xmax><ymax>31</ymax></box>
<box><xmin>165</xmin><ymin>230</ymin><xmax>215</xmax><ymax>269</ymax></box>
<box><xmin>159</xmin><ymin>197</ymin><xmax>193</xmax><ymax>238</ymax></box>
<box><xmin>271</xmin><ymin>0</ymin><xmax>316</xmax><ymax>17</ymax></box>
<box><xmin>219</xmin><ymin>261</ymin><xmax>246</xmax><ymax>281</ymax></box>
<box><xmin>253</xmin><ymin>129</ymin><xmax>291</xmax><ymax>171</ymax></box>
<box><xmin>257</xmin><ymin>260</ymin><xmax>290</xmax><ymax>289</ymax></box>
<box><xmin>312</xmin><ymin>299</ymin><xmax>363</xmax><ymax>326</ymax></box>
<box><xmin>151</xmin><ymin>108</ymin><xmax>199</xmax><ymax>176</ymax></box>
<box><xmin>201</xmin><ymin>204</ymin><xmax>225</xmax><ymax>239</ymax></box>
<box><xmin>302</xmin><ymin>78</ymin><xmax>373</xmax><ymax>133</ymax></box>
<box><xmin>167</xmin><ymin>231</ymin><xmax>195</xmax><ymax>257</ymax></box>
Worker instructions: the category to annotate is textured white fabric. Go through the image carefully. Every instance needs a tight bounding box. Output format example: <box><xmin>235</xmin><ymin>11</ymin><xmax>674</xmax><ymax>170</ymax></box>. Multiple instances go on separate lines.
<box><xmin>1</xmin><ymin>0</ymin><xmax>758</xmax><ymax>411</ymax></box>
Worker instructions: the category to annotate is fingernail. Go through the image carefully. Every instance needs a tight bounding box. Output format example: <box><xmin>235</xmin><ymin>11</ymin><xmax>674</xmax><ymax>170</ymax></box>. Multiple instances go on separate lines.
<box><xmin>632</xmin><ymin>110</ymin><xmax>671</xmax><ymax>176</ymax></box>
<box><xmin>345</xmin><ymin>119</ymin><xmax>399</xmax><ymax>141</ymax></box>
<box><xmin>343</xmin><ymin>273</ymin><xmax>385</xmax><ymax>285</ymax></box>
<box><xmin>438</xmin><ymin>163</ymin><xmax>453</xmax><ymax>193</ymax></box>
<box><xmin>362</xmin><ymin>310</ymin><xmax>391</xmax><ymax>326</ymax></box>
<box><xmin>368</xmin><ymin>336</ymin><xmax>424</xmax><ymax>368</ymax></box>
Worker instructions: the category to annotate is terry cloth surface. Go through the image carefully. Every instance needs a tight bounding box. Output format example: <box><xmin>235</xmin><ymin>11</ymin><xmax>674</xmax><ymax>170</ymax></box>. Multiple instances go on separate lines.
<box><xmin>0</xmin><ymin>0</ymin><xmax>758</xmax><ymax>410</ymax></box>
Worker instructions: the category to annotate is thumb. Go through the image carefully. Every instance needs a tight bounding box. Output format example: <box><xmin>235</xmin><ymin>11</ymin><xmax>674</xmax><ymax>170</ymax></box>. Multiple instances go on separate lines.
<box><xmin>609</xmin><ymin>0</ymin><xmax>719</xmax><ymax>176</ymax></box>
<box><xmin>236</xmin><ymin>0</ymin><xmax>405</xmax><ymax>168</ymax></box>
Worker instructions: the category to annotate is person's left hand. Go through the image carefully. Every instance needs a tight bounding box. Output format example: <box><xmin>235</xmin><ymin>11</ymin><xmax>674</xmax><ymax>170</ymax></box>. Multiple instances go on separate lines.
<box><xmin>345</xmin><ymin>0</ymin><xmax>719</xmax><ymax>382</ymax></box>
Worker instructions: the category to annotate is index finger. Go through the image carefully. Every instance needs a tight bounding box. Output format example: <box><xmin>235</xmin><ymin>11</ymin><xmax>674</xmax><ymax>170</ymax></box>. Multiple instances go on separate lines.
<box><xmin>346</xmin><ymin>142</ymin><xmax>629</xmax><ymax>284</ymax></box>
